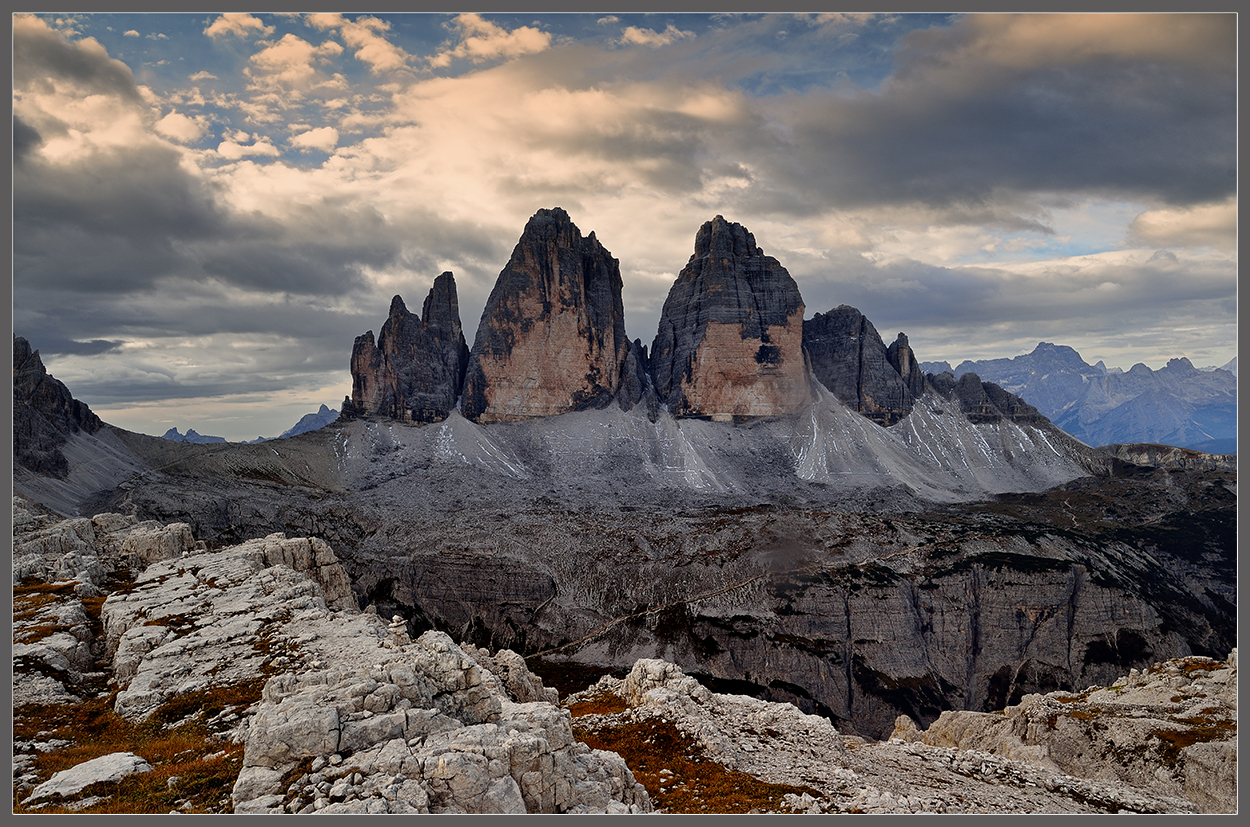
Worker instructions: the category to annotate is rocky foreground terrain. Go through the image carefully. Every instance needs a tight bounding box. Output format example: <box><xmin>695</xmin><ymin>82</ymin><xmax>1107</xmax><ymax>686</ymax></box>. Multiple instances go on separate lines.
<box><xmin>12</xmin><ymin>499</ymin><xmax>1235</xmax><ymax>813</ymax></box>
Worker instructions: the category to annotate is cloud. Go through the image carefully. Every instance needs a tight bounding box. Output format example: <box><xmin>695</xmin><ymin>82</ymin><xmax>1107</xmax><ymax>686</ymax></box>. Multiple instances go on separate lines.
<box><xmin>146</xmin><ymin>33</ymin><xmax>168</xmax><ymax>40</ymax></box>
<box><xmin>13</xmin><ymin>14</ymin><xmax>142</xmax><ymax>102</ymax></box>
<box><xmin>597</xmin><ymin>16</ymin><xmax>619</xmax><ymax>25</ymax></box>
<box><xmin>1128</xmin><ymin>198</ymin><xmax>1236</xmax><ymax>250</ymax></box>
<box><xmin>306</xmin><ymin>13</ymin><xmax>412</xmax><ymax>74</ymax></box>
<box><xmin>155</xmin><ymin>111</ymin><xmax>206</xmax><ymax>142</ymax></box>
<box><xmin>216</xmin><ymin>139</ymin><xmax>282</xmax><ymax>159</ymax></box>
<box><xmin>189</xmin><ymin>70</ymin><xmax>217</xmax><ymax>81</ymax></box>
<box><xmin>619</xmin><ymin>24</ymin><xmax>696</xmax><ymax>48</ymax></box>
<box><xmin>247</xmin><ymin>33</ymin><xmax>344</xmax><ymax>90</ymax></box>
<box><xmin>204</xmin><ymin>13</ymin><xmax>274</xmax><ymax>39</ymax></box>
<box><xmin>429</xmin><ymin>13</ymin><xmax>552</xmax><ymax>68</ymax></box>
<box><xmin>290</xmin><ymin>126</ymin><xmax>339</xmax><ymax>151</ymax></box>
<box><xmin>124</xmin><ymin>29</ymin><xmax>139</xmax><ymax>37</ymax></box>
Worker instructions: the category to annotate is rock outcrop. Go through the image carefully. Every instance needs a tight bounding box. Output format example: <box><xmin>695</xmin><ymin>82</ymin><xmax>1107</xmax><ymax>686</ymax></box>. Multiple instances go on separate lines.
<box><xmin>461</xmin><ymin>208</ymin><xmax>629</xmax><ymax>423</ymax></box>
<box><xmin>1099</xmin><ymin>442</ymin><xmax>1236</xmax><ymax>473</ymax></box>
<box><xmin>567</xmin><ymin>659</ymin><xmax>1205</xmax><ymax>814</ymax></box>
<box><xmin>650</xmin><ymin>216</ymin><xmax>813</xmax><ymax>421</ymax></box>
<box><xmin>13</xmin><ymin>336</ymin><xmax>102</xmax><ymax>478</ymax></box>
<box><xmin>928</xmin><ymin>371</ymin><xmax>1047</xmax><ymax>425</ymax></box>
<box><xmin>803</xmin><ymin>306</ymin><xmax>917</xmax><ymax>426</ymax></box>
<box><xmin>892</xmin><ymin>650</ymin><xmax>1238</xmax><ymax>813</ymax></box>
<box><xmin>344</xmin><ymin>272</ymin><xmax>470</xmax><ymax>423</ymax></box>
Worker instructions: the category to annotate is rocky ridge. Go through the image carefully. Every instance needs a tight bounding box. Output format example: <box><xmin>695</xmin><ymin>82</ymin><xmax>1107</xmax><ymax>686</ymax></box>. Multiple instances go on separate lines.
<box><xmin>803</xmin><ymin>306</ymin><xmax>917</xmax><ymax>425</ymax></box>
<box><xmin>462</xmin><ymin>208</ymin><xmax>630</xmax><ymax>423</ymax></box>
<box><xmin>12</xmin><ymin>500</ymin><xmax>649</xmax><ymax>815</ymax></box>
<box><xmin>565</xmin><ymin>658</ymin><xmax>1219</xmax><ymax>813</ymax></box>
<box><xmin>650</xmin><ymin>216</ymin><xmax>813</xmax><ymax>421</ymax></box>
<box><xmin>13</xmin><ymin>336</ymin><xmax>103</xmax><ymax>479</ymax></box>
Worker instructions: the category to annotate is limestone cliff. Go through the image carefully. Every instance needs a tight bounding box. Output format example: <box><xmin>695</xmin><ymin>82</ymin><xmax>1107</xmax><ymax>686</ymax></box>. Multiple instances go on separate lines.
<box><xmin>803</xmin><ymin>307</ymin><xmax>916</xmax><ymax>426</ymax></box>
<box><xmin>344</xmin><ymin>272</ymin><xmax>469</xmax><ymax>423</ymax></box>
<box><xmin>461</xmin><ymin>208</ymin><xmax>629</xmax><ymax>423</ymax></box>
<box><xmin>650</xmin><ymin>216</ymin><xmax>813</xmax><ymax>420</ymax></box>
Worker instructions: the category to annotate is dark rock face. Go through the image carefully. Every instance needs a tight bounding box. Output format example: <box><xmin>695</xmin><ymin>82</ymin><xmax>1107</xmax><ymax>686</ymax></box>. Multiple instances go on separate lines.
<box><xmin>13</xmin><ymin>336</ymin><xmax>102</xmax><ymax>478</ymax></box>
<box><xmin>928</xmin><ymin>372</ymin><xmax>1047</xmax><ymax>425</ymax></box>
<box><xmin>345</xmin><ymin>272</ymin><xmax>470</xmax><ymax>423</ymax></box>
<box><xmin>462</xmin><ymin>208</ymin><xmax>629</xmax><ymax>423</ymax></box>
<box><xmin>803</xmin><ymin>307</ymin><xmax>915</xmax><ymax>426</ymax></box>
<box><xmin>616</xmin><ymin>338</ymin><xmax>659</xmax><ymax>421</ymax></box>
<box><xmin>650</xmin><ymin>216</ymin><xmax>813</xmax><ymax>420</ymax></box>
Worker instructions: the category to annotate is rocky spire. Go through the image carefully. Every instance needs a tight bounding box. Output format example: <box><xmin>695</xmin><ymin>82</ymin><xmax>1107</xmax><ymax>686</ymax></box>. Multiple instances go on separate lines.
<box><xmin>649</xmin><ymin>216</ymin><xmax>813</xmax><ymax>420</ymax></box>
<box><xmin>461</xmin><ymin>207</ymin><xmax>630</xmax><ymax>423</ymax></box>
<box><xmin>803</xmin><ymin>307</ymin><xmax>920</xmax><ymax>427</ymax></box>
<box><xmin>343</xmin><ymin>272</ymin><xmax>470</xmax><ymax>423</ymax></box>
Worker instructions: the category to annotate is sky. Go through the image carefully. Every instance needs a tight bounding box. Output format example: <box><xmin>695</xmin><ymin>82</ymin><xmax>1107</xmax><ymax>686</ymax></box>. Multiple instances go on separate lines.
<box><xmin>11</xmin><ymin>12</ymin><xmax>1237</xmax><ymax>441</ymax></box>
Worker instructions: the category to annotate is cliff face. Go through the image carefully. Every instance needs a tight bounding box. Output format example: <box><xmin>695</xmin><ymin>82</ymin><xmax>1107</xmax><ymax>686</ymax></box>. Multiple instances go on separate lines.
<box><xmin>462</xmin><ymin>208</ymin><xmax>630</xmax><ymax>423</ymax></box>
<box><xmin>803</xmin><ymin>307</ymin><xmax>916</xmax><ymax>426</ymax></box>
<box><xmin>13</xmin><ymin>336</ymin><xmax>102</xmax><ymax>479</ymax></box>
<box><xmin>345</xmin><ymin>272</ymin><xmax>469</xmax><ymax>423</ymax></box>
<box><xmin>650</xmin><ymin>217</ymin><xmax>813</xmax><ymax>420</ymax></box>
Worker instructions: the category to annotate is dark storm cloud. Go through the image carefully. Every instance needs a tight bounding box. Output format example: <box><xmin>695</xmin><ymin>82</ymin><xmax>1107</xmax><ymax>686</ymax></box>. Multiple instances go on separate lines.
<box><xmin>754</xmin><ymin>15</ymin><xmax>1236</xmax><ymax>220</ymax></box>
<box><xmin>13</xmin><ymin>116</ymin><xmax>43</xmax><ymax>164</ymax></box>
<box><xmin>12</xmin><ymin>15</ymin><xmax>143</xmax><ymax>101</ymax></box>
<box><xmin>32</xmin><ymin>337</ymin><xmax>127</xmax><ymax>357</ymax></box>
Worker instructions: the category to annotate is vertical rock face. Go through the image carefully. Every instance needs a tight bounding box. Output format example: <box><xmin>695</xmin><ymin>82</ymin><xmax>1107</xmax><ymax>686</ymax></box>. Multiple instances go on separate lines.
<box><xmin>803</xmin><ymin>307</ymin><xmax>916</xmax><ymax>426</ymax></box>
<box><xmin>461</xmin><ymin>208</ymin><xmax>629</xmax><ymax>423</ymax></box>
<box><xmin>13</xmin><ymin>336</ymin><xmax>102</xmax><ymax>479</ymax></box>
<box><xmin>344</xmin><ymin>273</ymin><xmax>470</xmax><ymax>423</ymax></box>
<box><xmin>928</xmin><ymin>371</ymin><xmax>1046</xmax><ymax>425</ymax></box>
<box><xmin>650</xmin><ymin>216</ymin><xmax>813</xmax><ymax>420</ymax></box>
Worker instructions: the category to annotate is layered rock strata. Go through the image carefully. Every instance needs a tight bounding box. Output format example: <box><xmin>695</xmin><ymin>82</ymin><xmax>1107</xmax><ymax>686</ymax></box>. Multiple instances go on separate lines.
<box><xmin>13</xmin><ymin>336</ymin><xmax>102</xmax><ymax>478</ymax></box>
<box><xmin>929</xmin><ymin>371</ymin><xmax>1047</xmax><ymax>425</ymax></box>
<box><xmin>803</xmin><ymin>306</ymin><xmax>917</xmax><ymax>426</ymax></box>
<box><xmin>344</xmin><ymin>272</ymin><xmax>470</xmax><ymax>423</ymax></box>
<box><xmin>462</xmin><ymin>208</ymin><xmax>630</xmax><ymax>423</ymax></box>
<box><xmin>650</xmin><ymin>216</ymin><xmax>813</xmax><ymax>420</ymax></box>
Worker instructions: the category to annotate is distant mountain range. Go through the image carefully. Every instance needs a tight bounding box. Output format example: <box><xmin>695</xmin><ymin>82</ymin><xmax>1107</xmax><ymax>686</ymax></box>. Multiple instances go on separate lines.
<box><xmin>921</xmin><ymin>343</ymin><xmax>1236</xmax><ymax>453</ymax></box>
<box><xmin>161</xmin><ymin>404</ymin><xmax>339</xmax><ymax>445</ymax></box>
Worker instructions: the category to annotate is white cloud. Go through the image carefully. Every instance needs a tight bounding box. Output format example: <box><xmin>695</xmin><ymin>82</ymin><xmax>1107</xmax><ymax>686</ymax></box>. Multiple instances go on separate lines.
<box><xmin>216</xmin><ymin>139</ymin><xmax>282</xmax><ymax>160</ymax></box>
<box><xmin>124</xmin><ymin>30</ymin><xmax>139</xmax><ymax>37</ymax></box>
<box><xmin>597</xmin><ymin>16</ymin><xmax>619</xmax><ymax>25</ymax></box>
<box><xmin>204</xmin><ymin>13</ymin><xmax>274</xmax><ymax>39</ymax></box>
<box><xmin>155</xmin><ymin>111</ymin><xmax>206</xmax><ymax>143</ymax></box>
<box><xmin>246</xmin><ymin>33</ymin><xmax>344</xmax><ymax>90</ymax></box>
<box><xmin>306</xmin><ymin>13</ymin><xmax>412</xmax><ymax>75</ymax></box>
<box><xmin>1128</xmin><ymin>198</ymin><xmax>1236</xmax><ymax>250</ymax></box>
<box><xmin>189</xmin><ymin>70</ymin><xmax>217</xmax><ymax>81</ymax></box>
<box><xmin>290</xmin><ymin>126</ymin><xmax>340</xmax><ymax>152</ymax></box>
<box><xmin>619</xmin><ymin>24</ymin><xmax>696</xmax><ymax>49</ymax></box>
<box><xmin>429</xmin><ymin>13</ymin><xmax>552</xmax><ymax>68</ymax></box>
<box><xmin>146</xmin><ymin>33</ymin><xmax>168</xmax><ymax>40</ymax></box>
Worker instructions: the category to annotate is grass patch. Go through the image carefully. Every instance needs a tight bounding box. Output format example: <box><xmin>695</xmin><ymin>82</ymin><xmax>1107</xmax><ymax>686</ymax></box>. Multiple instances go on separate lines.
<box><xmin>566</xmin><ymin>691</ymin><xmax>628</xmax><ymax>718</ymax></box>
<box><xmin>573</xmin><ymin>717</ymin><xmax>819</xmax><ymax>813</ymax></box>
<box><xmin>13</xmin><ymin>678</ymin><xmax>263</xmax><ymax>815</ymax></box>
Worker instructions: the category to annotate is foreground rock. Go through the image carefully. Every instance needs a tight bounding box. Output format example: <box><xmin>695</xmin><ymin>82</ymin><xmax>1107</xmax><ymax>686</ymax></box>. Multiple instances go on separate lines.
<box><xmin>650</xmin><ymin>216</ymin><xmax>813</xmax><ymax>420</ymax></box>
<box><xmin>24</xmin><ymin>753</ymin><xmax>153</xmax><ymax>806</ymax></box>
<box><xmin>892</xmin><ymin>650</ymin><xmax>1238</xmax><ymax>813</ymax></box>
<box><xmin>462</xmin><ymin>208</ymin><xmax>630</xmax><ymax>423</ymax></box>
<box><xmin>344</xmin><ymin>272</ymin><xmax>470</xmax><ymax>423</ymax></box>
<box><xmin>568</xmin><ymin>659</ymin><xmax>1210</xmax><ymax>814</ymax></box>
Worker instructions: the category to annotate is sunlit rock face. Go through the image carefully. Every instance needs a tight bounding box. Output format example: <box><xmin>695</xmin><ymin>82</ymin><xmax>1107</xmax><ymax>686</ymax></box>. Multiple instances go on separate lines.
<box><xmin>462</xmin><ymin>208</ymin><xmax>630</xmax><ymax>423</ymax></box>
<box><xmin>346</xmin><ymin>272</ymin><xmax>470</xmax><ymax>423</ymax></box>
<box><xmin>650</xmin><ymin>216</ymin><xmax>813</xmax><ymax>421</ymax></box>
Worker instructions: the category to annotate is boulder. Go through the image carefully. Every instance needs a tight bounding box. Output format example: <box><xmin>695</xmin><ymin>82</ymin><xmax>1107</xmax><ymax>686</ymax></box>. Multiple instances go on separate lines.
<box><xmin>462</xmin><ymin>208</ymin><xmax>630</xmax><ymax>423</ymax></box>
<box><xmin>24</xmin><ymin>752</ymin><xmax>153</xmax><ymax>803</ymax></box>
<box><xmin>650</xmin><ymin>216</ymin><xmax>813</xmax><ymax>420</ymax></box>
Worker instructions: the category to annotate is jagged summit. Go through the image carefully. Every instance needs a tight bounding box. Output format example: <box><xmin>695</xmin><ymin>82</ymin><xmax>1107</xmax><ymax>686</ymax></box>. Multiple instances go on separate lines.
<box><xmin>650</xmin><ymin>216</ymin><xmax>813</xmax><ymax>420</ymax></box>
<box><xmin>13</xmin><ymin>336</ymin><xmax>102</xmax><ymax>478</ymax></box>
<box><xmin>461</xmin><ymin>207</ymin><xmax>629</xmax><ymax>423</ymax></box>
<box><xmin>344</xmin><ymin>271</ymin><xmax>470</xmax><ymax>424</ymax></box>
